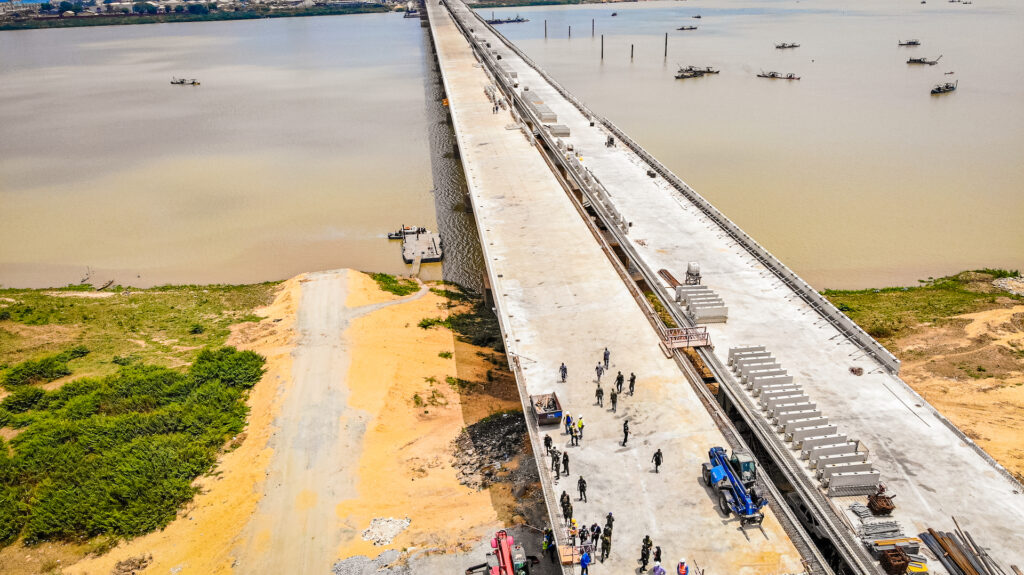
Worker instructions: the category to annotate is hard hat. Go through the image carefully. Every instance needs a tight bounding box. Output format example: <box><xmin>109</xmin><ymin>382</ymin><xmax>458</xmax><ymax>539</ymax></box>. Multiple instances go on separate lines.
<box><xmin>680</xmin><ymin>558</ymin><xmax>686</xmax><ymax>564</ymax></box>
<box><xmin>654</xmin><ymin>562</ymin><xmax>661</xmax><ymax>567</ymax></box>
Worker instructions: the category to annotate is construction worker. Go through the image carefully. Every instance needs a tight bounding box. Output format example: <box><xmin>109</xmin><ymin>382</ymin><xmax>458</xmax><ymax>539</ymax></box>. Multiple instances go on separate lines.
<box><xmin>610</xmin><ymin>388</ymin><xmax>618</xmax><ymax>413</ymax></box>
<box><xmin>603</xmin><ymin>347</ymin><xmax>610</xmax><ymax>369</ymax></box>
<box><xmin>544</xmin><ymin>434</ymin><xmax>552</xmax><ymax>453</ymax></box>
<box><xmin>614</xmin><ymin>371</ymin><xmax>624</xmax><ymax>393</ymax></box>
<box><xmin>579</xmin><ymin>524</ymin><xmax>590</xmax><ymax>547</ymax></box>
<box><xmin>576</xmin><ymin>416</ymin><xmax>585</xmax><ymax>439</ymax></box>
<box><xmin>543</xmin><ymin>529</ymin><xmax>556</xmax><ymax>563</ymax></box>
<box><xmin>595</xmin><ymin>385</ymin><xmax>604</xmax><ymax>407</ymax></box>
<box><xmin>653</xmin><ymin>562</ymin><xmax>667</xmax><ymax>575</ymax></box>
<box><xmin>578</xmin><ymin>475</ymin><xmax>587</xmax><ymax>502</ymax></box>
<box><xmin>564</xmin><ymin>412</ymin><xmax>573</xmax><ymax>436</ymax></box>
<box><xmin>569</xmin><ymin>519</ymin><xmax>579</xmax><ymax>545</ymax></box>
<box><xmin>595</xmin><ymin>362</ymin><xmax>604</xmax><ymax>382</ymax></box>
<box><xmin>622</xmin><ymin>420</ymin><xmax>630</xmax><ymax>446</ymax></box>
<box><xmin>564</xmin><ymin>500</ymin><xmax>573</xmax><ymax>523</ymax></box>
<box><xmin>561</xmin><ymin>490</ymin><xmax>571</xmax><ymax>510</ymax></box>
<box><xmin>629</xmin><ymin>372</ymin><xmax>636</xmax><ymax>396</ymax></box>
<box><xmin>562</xmin><ymin>451</ymin><xmax>570</xmax><ymax>476</ymax></box>
<box><xmin>640</xmin><ymin>542</ymin><xmax>651</xmax><ymax>571</ymax></box>
<box><xmin>559</xmin><ymin>362</ymin><xmax>567</xmax><ymax>382</ymax></box>
<box><xmin>677</xmin><ymin>558</ymin><xmax>689</xmax><ymax>575</ymax></box>
<box><xmin>605</xmin><ymin>512</ymin><xmax>615</xmax><ymax>531</ymax></box>
<box><xmin>552</xmin><ymin>448</ymin><xmax>561</xmax><ymax>479</ymax></box>
<box><xmin>600</xmin><ymin>532</ymin><xmax>611</xmax><ymax>563</ymax></box>
<box><xmin>652</xmin><ymin>448</ymin><xmax>664</xmax><ymax>473</ymax></box>
<box><xmin>570</xmin><ymin>425</ymin><xmax>579</xmax><ymax>446</ymax></box>
<box><xmin>580</xmin><ymin>549</ymin><xmax>592</xmax><ymax>575</ymax></box>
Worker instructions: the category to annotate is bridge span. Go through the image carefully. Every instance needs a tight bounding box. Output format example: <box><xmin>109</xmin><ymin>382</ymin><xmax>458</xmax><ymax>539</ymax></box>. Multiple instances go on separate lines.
<box><xmin>426</xmin><ymin>1</ymin><xmax>1024</xmax><ymax>574</ymax></box>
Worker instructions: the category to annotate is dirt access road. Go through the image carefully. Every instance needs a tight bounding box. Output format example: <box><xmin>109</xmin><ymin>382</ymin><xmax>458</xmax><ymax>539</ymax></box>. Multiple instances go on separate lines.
<box><xmin>235</xmin><ymin>269</ymin><xmax>427</xmax><ymax>572</ymax></box>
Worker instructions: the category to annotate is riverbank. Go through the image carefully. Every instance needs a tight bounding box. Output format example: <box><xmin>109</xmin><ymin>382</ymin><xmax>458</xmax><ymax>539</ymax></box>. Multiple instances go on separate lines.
<box><xmin>0</xmin><ymin>5</ymin><xmax>388</xmax><ymax>31</ymax></box>
<box><xmin>824</xmin><ymin>270</ymin><xmax>1024</xmax><ymax>481</ymax></box>
<box><xmin>8</xmin><ymin>270</ymin><xmax>543</xmax><ymax>575</ymax></box>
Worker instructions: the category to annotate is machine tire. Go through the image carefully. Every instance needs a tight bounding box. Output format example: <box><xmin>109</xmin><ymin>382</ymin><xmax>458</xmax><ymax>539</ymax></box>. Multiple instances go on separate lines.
<box><xmin>702</xmin><ymin>464</ymin><xmax>711</xmax><ymax>486</ymax></box>
<box><xmin>718</xmin><ymin>491</ymin><xmax>731</xmax><ymax>516</ymax></box>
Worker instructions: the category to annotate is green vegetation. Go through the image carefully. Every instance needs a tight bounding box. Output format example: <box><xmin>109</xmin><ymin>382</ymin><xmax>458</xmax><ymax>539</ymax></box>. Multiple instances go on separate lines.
<box><xmin>0</xmin><ymin>347</ymin><xmax>263</xmax><ymax>546</ymax></box>
<box><xmin>418</xmin><ymin>317</ymin><xmax>452</xmax><ymax>330</ymax></box>
<box><xmin>420</xmin><ymin>285</ymin><xmax>505</xmax><ymax>352</ymax></box>
<box><xmin>429</xmin><ymin>288</ymin><xmax>469</xmax><ymax>302</ymax></box>
<box><xmin>438</xmin><ymin>351</ymin><xmax>453</xmax><ymax>359</ymax></box>
<box><xmin>645</xmin><ymin>292</ymin><xmax>678</xmax><ymax>329</ymax></box>
<box><xmin>0</xmin><ymin>283</ymin><xmax>277</xmax><ymax>380</ymax></box>
<box><xmin>0</xmin><ymin>4</ymin><xmax>387</xmax><ymax>31</ymax></box>
<box><xmin>2</xmin><ymin>346</ymin><xmax>89</xmax><ymax>389</ymax></box>
<box><xmin>823</xmin><ymin>270</ymin><xmax>1022</xmax><ymax>343</ymax></box>
<box><xmin>370</xmin><ymin>273</ymin><xmax>419</xmax><ymax>297</ymax></box>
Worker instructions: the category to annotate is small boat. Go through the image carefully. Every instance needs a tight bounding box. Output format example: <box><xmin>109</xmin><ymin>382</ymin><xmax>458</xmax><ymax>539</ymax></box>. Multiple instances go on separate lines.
<box><xmin>677</xmin><ymin>25</ymin><xmax>698</xmax><ymax>30</ymax></box>
<box><xmin>944</xmin><ymin>70</ymin><xmax>955</xmax><ymax>75</ymax></box>
<box><xmin>907</xmin><ymin>55</ymin><xmax>941</xmax><ymax>65</ymax></box>
<box><xmin>675</xmin><ymin>65</ymin><xmax>718</xmax><ymax>79</ymax></box>
<box><xmin>402</xmin><ymin>9</ymin><xmax>419</xmax><ymax>18</ymax></box>
<box><xmin>170</xmin><ymin>77</ymin><xmax>200</xmax><ymax>86</ymax></box>
<box><xmin>692</xmin><ymin>14</ymin><xmax>701</xmax><ymax>18</ymax></box>
<box><xmin>757</xmin><ymin>71</ymin><xmax>800</xmax><ymax>80</ymax></box>
<box><xmin>611</xmin><ymin>12</ymin><xmax>618</xmax><ymax>16</ymax></box>
<box><xmin>388</xmin><ymin>225</ymin><xmax>429</xmax><ymax>239</ymax></box>
<box><xmin>898</xmin><ymin>39</ymin><xmax>921</xmax><ymax>46</ymax></box>
<box><xmin>931</xmin><ymin>80</ymin><xmax>957</xmax><ymax>94</ymax></box>
<box><xmin>486</xmin><ymin>14</ymin><xmax>528</xmax><ymax>24</ymax></box>
<box><xmin>775</xmin><ymin>42</ymin><xmax>800</xmax><ymax>49</ymax></box>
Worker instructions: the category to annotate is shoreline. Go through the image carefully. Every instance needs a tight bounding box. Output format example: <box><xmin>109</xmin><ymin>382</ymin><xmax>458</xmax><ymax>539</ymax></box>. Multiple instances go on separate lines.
<box><xmin>0</xmin><ymin>5</ymin><xmax>389</xmax><ymax>31</ymax></box>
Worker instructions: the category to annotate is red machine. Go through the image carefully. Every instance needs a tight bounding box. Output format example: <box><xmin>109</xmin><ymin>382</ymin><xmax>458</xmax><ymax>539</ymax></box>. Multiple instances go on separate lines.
<box><xmin>466</xmin><ymin>530</ymin><xmax>538</xmax><ymax>575</ymax></box>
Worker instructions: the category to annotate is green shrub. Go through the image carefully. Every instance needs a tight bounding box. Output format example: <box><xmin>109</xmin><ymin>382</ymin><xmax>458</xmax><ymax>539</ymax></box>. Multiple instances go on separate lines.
<box><xmin>1</xmin><ymin>387</ymin><xmax>45</xmax><ymax>413</ymax></box>
<box><xmin>0</xmin><ymin>347</ymin><xmax>264</xmax><ymax>547</ymax></box>
<box><xmin>370</xmin><ymin>273</ymin><xmax>419</xmax><ymax>296</ymax></box>
<box><xmin>1</xmin><ymin>346</ymin><xmax>89</xmax><ymax>388</ymax></box>
<box><xmin>189</xmin><ymin>323</ymin><xmax>205</xmax><ymax>335</ymax></box>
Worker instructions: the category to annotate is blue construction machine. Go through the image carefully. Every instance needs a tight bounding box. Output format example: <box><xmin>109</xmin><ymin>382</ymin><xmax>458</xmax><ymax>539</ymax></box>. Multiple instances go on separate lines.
<box><xmin>702</xmin><ymin>446</ymin><xmax>768</xmax><ymax>526</ymax></box>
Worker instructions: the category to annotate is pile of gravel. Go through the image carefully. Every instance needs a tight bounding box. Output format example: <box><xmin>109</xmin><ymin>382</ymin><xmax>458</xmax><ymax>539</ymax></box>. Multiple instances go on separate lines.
<box><xmin>994</xmin><ymin>277</ymin><xmax>1024</xmax><ymax>297</ymax></box>
<box><xmin>451</xmin><ymin>411</ymin><xmax>527</xmax><ymax>490</ymax></box>
<box><xmin>331</xmin><ymin>550</ymin><xmax>410</xmax><ymax>575</ymax></box>
<box><xmin>361</xmin><ymin>517</ymin><xmax>411</xmax><ymax>546</ymax></box>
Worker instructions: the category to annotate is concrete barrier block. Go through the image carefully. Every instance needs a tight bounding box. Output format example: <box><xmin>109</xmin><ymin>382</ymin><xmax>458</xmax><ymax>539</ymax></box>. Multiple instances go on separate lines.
<box><xmin>751</xmin><ymin>374</ymin><xmax>795</xmax><ymax>391</ymax></box>
<box><xmin>800</xmin><ymin>435</ymin><xmax>848</xmax><ymax>457</ymax></box>
<box><xmin>738</xmin><ymin>361</ymin><xmax>782</xmax><ymax>377</ymax></box>
<box><xmin>769</xmin><ymin>401</ymin><xmax>816</xmax><ymax>418</ymax></box>
<box><xmin>828</xmin><ymin>470</ymin><xmax>880</xmax><ymax>491</ymax></box>
<box><xmin>743</xmin><ymin>368</ymin><xmax>788</xmax><ymax>384</ymax></box>
<box><xmin>728</xmin><ymin>346</ymin><xmax>766</xmax><ymax>361</ymax></box>
<box><xmin>775</xmin><ymin>409</ymin><xmax>821</xmax><ymax>427</ymax></box>
<box><xmin>783</xmin><ymin>417</ymin><xmax>829</xmax><ymax>434</ymax></box>
<box><xmin>812</xmin><ymin>452</ymin><xmax>868</xmax><ymax>471</ymax></box>
<box><xmin>753</xmin><ymin>383</ymin><xmax>798</xmax><ymax>397</ymax></box>
<box><xmin>728</xmin><ymin>350</ymin><xmax>771</xmax><ymax>366</ymax></box>
<box><xmin>807</xmin><ymin>442</ymin><xmax>858</xmax><ymax>464</ymax></box>
<box><xmin>792</xmin><ymin>425</ymin><xmax>839</xmax><ymax>446</ymax></box>
<box><xmin>764</xmin><ymin>394</ymin><xmax>809</xmax><ymax>412</ymax></box>
<box><xmin>734</xmin><ymin>353</ymin><xmax>774</xmax><ymax>368</ymax></box>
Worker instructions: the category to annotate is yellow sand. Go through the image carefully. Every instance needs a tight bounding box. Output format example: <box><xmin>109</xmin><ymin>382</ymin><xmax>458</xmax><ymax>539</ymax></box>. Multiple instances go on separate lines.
<box><xmin>333</xmin><ymin>271</ymin><xmax>500</xmax><ymax>559</ymax></box>
<box><xmin>66</xmin><ymin>275</ymin><xmax>303</xmax><ymax>575</ymax></box>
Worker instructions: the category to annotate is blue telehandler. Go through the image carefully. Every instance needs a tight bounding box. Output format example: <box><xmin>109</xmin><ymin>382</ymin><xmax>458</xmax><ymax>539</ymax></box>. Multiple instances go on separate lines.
<box><xmin>702</xmin><ymin>446</ymin><xmax>768</xmax><ymax>526</ymax></box>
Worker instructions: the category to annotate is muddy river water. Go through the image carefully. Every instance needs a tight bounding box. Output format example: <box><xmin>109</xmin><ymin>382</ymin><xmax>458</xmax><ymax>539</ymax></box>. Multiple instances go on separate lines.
<box><xmin>1</xmin><ymin>0</ymin><xmax>1021</xmax><ymax>289</ymax></box>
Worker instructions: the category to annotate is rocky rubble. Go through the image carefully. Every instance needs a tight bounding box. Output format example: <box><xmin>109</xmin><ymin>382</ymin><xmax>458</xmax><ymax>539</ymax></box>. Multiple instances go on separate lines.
<box><xmin>451</xmin><ymin>411</ymin><xmax>528</xmax><ymax>490</ymax></box>
<box><xmin>331</xmin><ymin>549</ymin><xmax>410</xmax><ymax>575</ymax></box>
<box><xmin>360</xmin><ymin>517</ymin><xmax>411</xmax><ymax>546</ymax></box>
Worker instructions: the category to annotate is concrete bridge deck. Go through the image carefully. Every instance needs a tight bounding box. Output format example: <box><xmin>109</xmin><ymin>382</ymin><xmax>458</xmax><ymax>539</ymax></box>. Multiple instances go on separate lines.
<box><xmin>436</xmin><ymin>1</ymin><xmax>1024</xmax><ymax>573</ymax></box>
<box><xmin>426</xmin><ymin>1</ymin><xmax>808</xmax><ymax>573</ymax></box>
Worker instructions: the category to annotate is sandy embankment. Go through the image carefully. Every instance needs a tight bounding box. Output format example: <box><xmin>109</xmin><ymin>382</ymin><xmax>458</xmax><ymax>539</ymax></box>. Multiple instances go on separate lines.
<box><xmin>897</xmin><ymin>304</ymin><xmax>1024</xmax><ymax>480</ymax></box>
<box><xmin>68</xmin><ymin>269</ymin><xmax>510</xmax><ymax>574</ymax></box>
<box><xmin>67</xmin><ymin>275</ymin><xmax>304</xmax><ymax>575</ymax></box>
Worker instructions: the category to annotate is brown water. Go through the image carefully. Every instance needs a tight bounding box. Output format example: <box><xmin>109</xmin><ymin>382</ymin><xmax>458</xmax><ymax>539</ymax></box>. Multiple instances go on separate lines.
<box><xmin>2</xmin><ymin>4</ymin><xmax>1021</xmax><ymax>290</ymax></box>
<box><xmin>0</xmin><ymin>15</ymin><xmax>449</xmax><ymax>288</ymax></box>
<box><xmin>485</xmin><ymin>0</ymin><xmax>1024</xmax><ymax>288</ymax></box>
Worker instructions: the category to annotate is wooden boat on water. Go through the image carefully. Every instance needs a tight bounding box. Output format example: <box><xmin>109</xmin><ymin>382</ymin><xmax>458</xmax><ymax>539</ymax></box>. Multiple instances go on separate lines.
<box><xmin>757</xmin><ymin>71</ymin><xmax>800</xmax><ymax>80</ymax></box>
<box><xmin>170</xmin><ymin>77</ymin><xmax>200</xmax><ymax>86</ymax></box>
<box><xmin>931</xmin><ymin>80</ymin><xmax>957</xmax><ymax>94</ymax></box>
<box><xmin>388</xmin><ymin>225</ymin><xmax>429</xmax><ymax>239</ymax></box>
<box><xmin>775</xmin><ymin>42</ymin><xmax>800</xmax><ymax>49</ymax></box>
<box><xmin>677</xmin><ymin>25</ymin><xmax>698</xmax><ymax>30</ymax></box>
<box><xmin>898</xmin><ymin>39</ymin><xmax>921</xmax><ymax>46</ymax></box>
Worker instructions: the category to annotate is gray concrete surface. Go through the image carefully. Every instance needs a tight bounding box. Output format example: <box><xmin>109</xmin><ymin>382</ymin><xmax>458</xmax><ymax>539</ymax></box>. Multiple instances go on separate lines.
<box><xmin>426</xmin><ymin>3</ymin><xmax>807</xmax><ymax>573</ymax></box>
<box><xmin>451</xmin><ymin>5</ymin><xmax>1024</xmax><ymax>571</ymax></box>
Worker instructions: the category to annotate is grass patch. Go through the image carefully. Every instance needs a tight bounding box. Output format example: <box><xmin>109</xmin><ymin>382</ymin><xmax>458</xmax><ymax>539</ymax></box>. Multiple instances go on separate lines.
<box><xmin>438</xmin><ymin>351</ymin><xmax>453</xmax><ymax>359</ymax></box>
<box><xmin>418</xmin><ymin>317</ymin><xmax>452</xmax><ymax>330</ymax></box>
<box><xmin>645</xmin><ymin>292</ymin><xmax>678</xmax><ymax>329</ymax></box>
<box><xmin>0</xmin><ymin>282</ymin><xmax>277</xmax><ymax>381</ymax></box>
<box><xmin>446</xmin><ymin>375</ymin><xmax>479</xmax><ymax>393</ymax></box>
<box><xmin>822</xmin><ymin>270</ymin><xmax>1023</xmax><ymax>344</ymax></box>
<box><xmin>371</xmin><ymin>273</ymin><xmax>419</xmax><ymax>297</ymax></box>
<box><xmin>2</xmin><ymin>346</ymin><xmax>89</xmax><ymax>389</ymax></box>
<box><xmin>430</xmin><ymin>287</ymin><xmax>470</xmax><ymax>302</ymax></box>
<box><xmin>0</xmin><ymin>347</ymin><xmax>263</xmax><ymax>547</ymax></box>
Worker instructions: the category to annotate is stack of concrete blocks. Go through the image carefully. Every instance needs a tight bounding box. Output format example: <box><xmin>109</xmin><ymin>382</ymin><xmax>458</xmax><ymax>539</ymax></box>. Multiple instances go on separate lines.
<box><xmin>727</xmin><ymin>346</ymin><xmax>880</xmax><ymax>497</ymax></box>
<box><xmin>547</xmin><ymin>124</ymin><xmax>571</xmax><ymax>137</ymax></box>
<box><xmin>520</xmin><ymin>90</ymin><xmax>556</xmax><ymax>123</ymax></box>
<box><xmin>674</xmin><ymin>285</ymin><xmax>728</xmax><ymax>323</ymax></box>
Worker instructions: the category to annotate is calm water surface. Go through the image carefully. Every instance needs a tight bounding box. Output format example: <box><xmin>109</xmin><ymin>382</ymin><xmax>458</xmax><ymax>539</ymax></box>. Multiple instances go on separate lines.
<box><xmin>485</xmin><ymin>0</ymin><xmax>1024</xmax><ymax>288</ymax></box>
<box><xmin>0</xmin><ymin>14</ymin><xmax>453</xmax><ymax>288</ymax></box>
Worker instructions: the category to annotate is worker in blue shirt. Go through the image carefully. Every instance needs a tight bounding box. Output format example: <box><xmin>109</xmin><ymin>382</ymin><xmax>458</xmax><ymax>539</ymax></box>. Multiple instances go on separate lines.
<box><xmin>580</xmin><ymin>550</ymin><xmax>592</xmax><ymax>574</ymax></box>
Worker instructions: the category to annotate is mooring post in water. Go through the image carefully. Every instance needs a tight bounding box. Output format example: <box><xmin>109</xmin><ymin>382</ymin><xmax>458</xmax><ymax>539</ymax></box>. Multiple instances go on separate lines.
<box><xmin>544</xmin><ymin>19</ymin><xmax>547</xmax><ymax>38</ymax></box>
<box><xmin>631</xmin><ymin>43</ymin><xmax>634</xmax><ymax>60</ymax></box>
<box><xmin>569</xmin><ymin>25</ymin><xmax>571</xmax><ymax>38</ymax></box>
<box><xmin>665</xmin><ymin>32</ymin><xmax>668</xmax><ymax>58</ymax></box>
<box><xmin>592</xmin><ymin>18</ymin><xmax>595</xmax><ymax>36</ymax></box>
<box><xmin>601</xmin><ymin>34</ymin><xmax>604</xmax><ymax>59</ymax></box>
